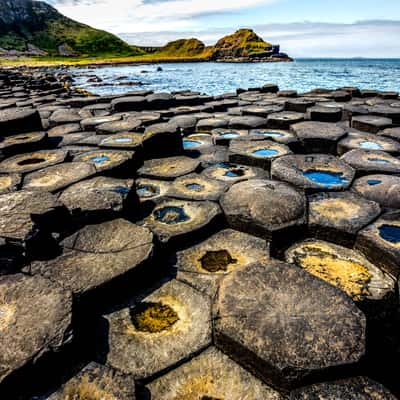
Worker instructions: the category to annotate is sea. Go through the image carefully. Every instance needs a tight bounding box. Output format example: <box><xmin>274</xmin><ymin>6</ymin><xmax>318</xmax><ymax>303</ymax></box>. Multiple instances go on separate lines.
<box><xmin>70</xmin><ymin>58</ymin><xmax>400</xmax><ymax>96</ymax></box>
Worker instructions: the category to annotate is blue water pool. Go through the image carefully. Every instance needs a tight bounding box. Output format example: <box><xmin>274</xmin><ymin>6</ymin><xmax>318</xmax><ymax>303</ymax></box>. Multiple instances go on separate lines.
<box><xmin>303</xmin><ymin>170</ymin><xmax>348</xmax><ymax>187</ymax></box>
<box><xmin>368</xmin><ymin>158</ymin><xmax>390</xmax><ymax>164</ymax></box>
<box><xmin>137</xmin><ymin>184</ymin><xmax>158</xmax><ymax>198</ymax></box>
<box><xmin>379</xmin><ymin>224</ymin><xmax>400</xmax><ymax>244</ymax></box>
<box><xmin>154</xmin><ymin>206</ymin><xmax>190</xmax><ymax>224</ymax></box>
<box><xmin>183</xmin><ymin>140</ymin><xmax>202</xmax><ymax>149</ymax></box>
<box><xmin>252</xmin><ymin>148</ymin><xmax>279</xmax><ymax>157</ymax></box>
<box><xmin>359</xmin><ymin>141</ymin><xmax>383</xmax><ymax>150</ymax></box>
<box><xmin>91</xmin><ymin>155</ymin><xmax>110</xmax><ymax>164</ymax></box>
<box><xmin>367</xmin><ymin>179</ymin><xmax>382</xmax><ymax>185</ymax></box>
<box><xmin>186</xmin><ymin>183</ymin><xmax>204</xmax><ymax>191</ymax></box>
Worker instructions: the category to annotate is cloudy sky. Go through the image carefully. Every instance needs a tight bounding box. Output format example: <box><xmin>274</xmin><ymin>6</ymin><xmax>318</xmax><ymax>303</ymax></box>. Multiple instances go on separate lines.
<box><xmin>48</xmin><ymin>0</ymin><xmax>400</xmax><ymax>57</ymax></box>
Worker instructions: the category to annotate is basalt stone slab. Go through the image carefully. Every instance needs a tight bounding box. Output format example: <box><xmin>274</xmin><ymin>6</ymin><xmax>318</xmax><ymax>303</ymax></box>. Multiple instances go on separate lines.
<box><xmin>59</xmin><ymin>176</ymin><xmax>134</xmax><ymax>222</ymax></box>
<box><xmin>49</xmin><ymin>109</ymin><xmax>82</xmax><ymax>127</ymax></box>
<box><xmin>379</xmin><ymin>127</ymin><xmax>400</xmax><ymax>142</ymax></box>
<box><xmin>229</xmin><ymin>139</ymin><xmax>292</xmax><ymax>170</ymax></box>
<box><xmin>182</xmin><ymin>133</ymin><xmax>213</xmax><ymax>154</ymax></box>
<box><xmin>0</xmin><ymin>149</ymin><xmax>67</xmax><ymax>174</ymax></box>
<box><xmin>80</xmin><ymin>115</ymin><xmax>121</xmax><ymax>131</ymax></box>
<box><xmin>197</xmin><ymin>146</ymin><xmax>229</xmax><ymax>169</ymax></box>
<box><xmin>106</xmin><ymin>279</ymin><xmax>211</xmax><ymax>379</ymax></box>
<box><xmin>285</xmin><ymin>240</ymin><xmax>396</xmax><ymax>318</ymax></box>
<box><xmin>249</xmin><ymin>128</ymin><xmax>299</xmax><ymax>147</ymax></box>
<box><xmin>211</xmin><ymin>128</ymin><xmax>248</xmax><ymax>146</ymax></box>
<box><xmin>352</xmin><ymin>115</ymin><xmax>392</xmax><ymax>134</ymax></box>
<box><xmin>48</xmin><ymin>362</ymin><xmax>136</xmax><ymax>400</ymax></box>
<box><xmin>0</xmin><ymin>131</ymin><xmax>47</xmax><ymax>158</ymax></box>
<box><xmin>47</xmin><ymin>123</ymin><xmax>81</xmax><ymax>137</ymax></box>
<box><xmin>241</xmin><ymin>104</ymin><xmax>284</xmax><ymax>117</ymax></box>
<box><xmin>338</xmin><ymin>132</ymin><xmax>400</xmax><ymax>155</ymax></box>
<box><xmin>308</xmin><ymin>192</ymin><xmax>381</xmax><ymax>245</ymax></box>
<box><xmin>111</xmin><ymin>96</ymin><xmax>147</xmax><ymax>112</ymax></box>
<box><xmin>74</xmin><ymin>150</ymin><xmax>135</xmax><ymax>175</ymax></box>
<box><xmin>141</xmin><ymin>199</ymin><xmax>221</xmax><ymax>245</ymax></box>
<box><xmin>0</xmin><ymin>108</ymin><xmax>42</xmax><ymax>135</ymax></box>
<box><xmin>175</xmin><ymin>229</ymin><xmax>269</xmax><ymax>298</ymax></box>
<box><xmin>355</xmin><ymin>211</ymin><xmax>400</xmax><ymax>278</ymax></box>
<box><xmin>271</xmin><ymin>154</ymin><xmax>355</xmax><ymax>192</ymax></box>
<box><xmin>147</xmin><ymin>346</ymin><xmax>282</xmax><ymax>400</ymax></box>
<box><xmin>99</xmin><ymin>132</ymin><xmax>144</xmax><ymax>150</ymax></box>
<box><xmin>96</xmin><ymin>118</ymin><xmax>142</xmax><ymax>134</ymax></box>
<box><xmin>267</xmin><ymin>112</ymin><xmax>305</xmax><ymax>129</ymax></box>
<box><xmin>352</xmin><ymin>174</ymin><xmax>400</xmax><ymax>209</ymax></box>
<box><xmin>332</xmin><ymin>90</ymin><xmax>352</xmax><ymax>102</ymax></box>
<box><xmin>308</xmin><ymin>106</ymin><xmax>343</xmax><ymax>122</ymax></box>
<box><xmin>169</xmin><ymin>115</ymin><xmax>198</xmax><ymax>134</ymax></box>
<box><xmin>29</xmin><ymin>219</ymin><xmax>153</xmax><ymax>296</ymax></box>
<box><xmin>341</xmin><ymin>149</ymin><xmax>400</xmax><ymax>175</ymax></box>
<box><xmin>291</xmin><ymin>121</ymin><xmax>347</xmax><ymax>153</ymax></box>
<box><xmin>0</xmin><ymin>274</ymin><xmax>72</xmax><ymax>384</ymax></box>
<box><xmin>202</xmin><ymin>162</ymin><xmax>267</xmax><ymax>184</ymax></box>
<box><xmin>138</xmin><ymin>156</ymin><xmax>200</xmax><ymax>181</ymax></box>
<box><xmin>285</xmin><ymin>98</ymin><xmax>315</xmax><ymax>113</ymax></box>
<box><xmin>136</xmin><ymin>178</ymin><xmax>170</xmax><ymax>207</ymax></box>
<box><xmin>196</xmin><ymin>118</ymin><xmax>229</xmax><ymax>132</ymax></box>
<box><xmin>23</xmin><ymin>162</ymin><xmax>97</xmax><ymax>193</ymax></box>
<box><xmin>221</xmin><ymin>179</ymin><xmax>306</xmax><ymax>241</ymax></box>
<box><xmin>143</xmin><ymin>123</ymin><xmax>182</xmax><ymax>158</ymax></box>
<box><xmin>214</xmin><ymin>261</ymin><xmax>366</xmax><ymax>390</ymax></box>
<box><xmin>167</xmin><ymin>173</ymin><xmax>228</xmax><ymax>201</ymax></box>
<box><xmin>289</xmin><ymin>377</ymin><xmax>396</xmax><ymax>399</ymax></box>
<box><xmin>146</xmin><ymin>92</ymin><xmax>176</xmax><ymax>109</ymax></box>
<box><xmin>367</xmin><ymin>105</ymin><xmax>400</xmax><ymax>124</ymax></box>
<box><xmin>0</xmin><ymin>173</ymin><xmax>20</xmax><ymax>194</ymax></box>
<box><xmin>228</xmin><ymin>116</ymin><xmax>267</xmax><ymax>129</ymax></box>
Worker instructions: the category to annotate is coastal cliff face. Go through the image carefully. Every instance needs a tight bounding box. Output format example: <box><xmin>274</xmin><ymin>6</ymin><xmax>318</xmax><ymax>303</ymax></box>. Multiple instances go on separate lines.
<box><xmin>0</xmin><ymin>0</ymin><xmax>140</xmax><ymax>56</ymax></box>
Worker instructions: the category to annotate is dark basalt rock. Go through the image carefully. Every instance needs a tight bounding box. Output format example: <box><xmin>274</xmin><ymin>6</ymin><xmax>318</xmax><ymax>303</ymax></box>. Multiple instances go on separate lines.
<box><xmin>175</xmin><ymin>228</ymin><xmax>269</xmax><ymax>298</ymax></box>
<box><xmin>138</xmin><ymin>156</ymin><xmax>200</xmax><ymax>181</ymax></box>
<box><xmin>202</xmin><ymin>162</ymin><xmax>267</xmax><ymax>184</ymax></box>
<box><xmin>167</xmin><ymin>173</ymin><xmax>228</xmax><ymax>201</ymax></box>
<box><xmin>106</xmin><ymin>279</ymin><xmax>211</xmax><ymax>379</ymax></box>
<box><xmin>136</xmin><ymin>178</ymin><xmax>170</xmax><ymax>206</ymax></box>
<box><xmin>352</xmin><ymin>115</ymin><xmax>392</xmax><ymax>133</ymax></box>
<box><xmin>0</xmin><ymin>131</ymin><xmax>48</xmax><ymax>158</ymax></box>
<box><xmin>111</xmin><ymin>96</ymin><xmax>147</xmax><ymax>112</ymax></box>
<box><xmin>182</xmin><ymin>133</ymin><xmax>213</xmax><ymax>154</ymax></box>
<box><xmin>0</xmin><ymin>274</ymin><xmax>72</xmax><ymax>384</ymax></box>
<box><xmin>47</xmin><ymin>123</ymin><xmax>81</xmax><ymax>137</ymax></box>
<box><xmin>271</xmin><ymin>154</ymin><xmax>355</xmax><ymax>193</ymax></box>
<box><xmin>29</xmin><ymin>219</ymin><xmax>153</xmax><ymax>296</ymax></box>
<box><xmin>169</xmin><ymin>115</ymin><xmax>198</xmax><ymax>134</ymax></box>
<box><xmin>285</xmin><ymin>239</ymin><xmax>396</xmax><ymax>319</ymax></box>
<box><xmin>22</xmin><ymin>161</ymin><xmax>97</xmax><ymax>193</ymax></box>
<box><xmin>214</xmin><ymin>261</ymin><xmax>366</xmax><ymax>390</ymax></box>
<box><xmin>267</xmin><ymin>111</ymin><xmax>305</xmax><ymax>129</ymax></box>
<box><xmin>289</xmin><ymin>376</ymin><xmax>396</xmax><ymax>399</ymax></box>
<box><xmin>99</xmin><ymin>132</ymin><xmax>144</xmax><ymax>150</ymax></box>
<box><xmin>0</xmin><ymin>173</ymin><xmax>21</xmax><ymax>194</ymax></box>
<box><xmin>49</xmin><ymin>109</ymin><xmax>82</xmax><ymax>127</ymax></box>
<box><xmin>196</xmin><ymin>118</ymin><xmax>229</xmax><ymax>132</ymax></box>
<box><xmin>285</xmin><ymin>98</ymin><xmax>315</xmax><ymax>113</ymax></box>
<box><xmin>228</xmin><ymin>115</ymin><xmax>267</xmax><ymax>129</ymax></box>
<box><xmin>338</xmin><ymin>131</ymin><xmax>400</xmax><ymax>155</ymax></box>
<box><xmin>220</xmin><ymin>179</ymin><xmax>306</xmax><ymax>241</ymax></box>
<box><xmin>48</xmin><ymin>362</ymin><xmax>136</xmax><ymax>400</ymax></box>
<box><xmin>80</xmin><ymin>115</ymin><xmax>121</xmax><ymax>131</ymax></box>
<box><xmin>0</xmin><ymin>108</ymin><xmax>42</xmax><ymax>135</ymax></box>
<box><xmin>146</xmin><ymin>92</ymin><xmax>176</xmax><ymax>109</ymax></box>
<box><xmin>355</xmin><ymin>211</ymin><xmax>400</xmax><ymax>278</ymax></box>
<box><xmin>229</xmin><ymin>139</ymin><xmax>291</xmax><ymax>170</ymax></box>
<box><xmin>379</xmin><ymin>127</ymin><xmax>400</xmax><ymax>142</ymax></box>
<box><xmin>59</xmin><ymin>176</ymin><xmax>134</xmax><ymax>223</ymax></box>
<box><xmin>95</xmin><ymin>118</ymin><xmax>142</xmax><ymax>134</ymax></box>
<box><xmin>241</xmin><ymin>104</ymin><xmax>284</xmax><ymax>117</ymax></box>
<box><xmin>308</xmin><ymin>191</ymin><xmax>381</xmax><ymax>245</ymax></box>
<box><xmin>291</xmin><ymin>121</ymin><xmax>347</xmax><ymax>153</ymax></box>
<box><xmin>211</xmin><ymin>128</ymin><xmax>248</xmax><ymax>146</ymax></box>
<box><xmin>308</xmin><ymin>106</ymin><xmax>343</xmax><ymax>122</ymax></box>
<box><xmin>0</xmin><ymin>149</ymin><xmax>67</xmax><ymax>174</ymax></box>
<box><xmin>351</xmin><ymin>174</ymin><xmax>400</xmax><ymax>210</ymax></box>
<box><xmin>341</xmin><ymin>149</ymin><xmax>400</xmax><ymax>175</ymax></box>
<box><xmin>147</xmin><ymin>347</ymin><xmax>282</xmax><ymax>400</ymax></box>
<box><xmin>249</xmin><ymin>128</ymin><xmax>299</xmax><ymax>147</ymax></box>
<box><xmin>143</xmin><ymin>122</ymin><xmax>182</xmax><ymax>158</ymax></box>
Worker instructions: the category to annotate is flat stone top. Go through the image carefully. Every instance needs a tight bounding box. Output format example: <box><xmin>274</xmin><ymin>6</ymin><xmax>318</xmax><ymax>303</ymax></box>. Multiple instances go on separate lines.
<box><xmin>291</xmin><ymin>121</ymin><xmax>347</xmax><ymax>140</ymax></box>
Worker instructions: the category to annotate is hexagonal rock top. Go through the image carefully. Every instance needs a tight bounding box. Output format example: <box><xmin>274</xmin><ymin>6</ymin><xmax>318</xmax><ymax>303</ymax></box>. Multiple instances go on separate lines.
<box><xmin>29</xmin><ymin>219</ymin><xmax>153</xmax><ymax>296</ymax></box>
<box><xmin>289</xmin><ymin>376</ymin><xmax>396</xmax><ymax>399</ymax></box>
<box><xmin>147</xmin><ymin>347</ymin><xmax>282</xmax><ymax>400</ymax></box>
<box><xmin>48</xmin><ymin>362</ymin><xmax>136</xmax><ymax>400</ymax></box>
<box><xmin>0</xmin><ymin>274</ymin><xmax>72</xmax><ymax>384</ymax></box>
<box><xmin>202</xmin><ymin>162</ymin><xmax>267</xmax><ymax>184</ymax></box>
<box><xmin>214</xmin><ymin>261</ymin><xmax>366</xmax><ymax>390</ymax></box>
<box><xmin>141</xmin><ymin>199</ymin><xmax>221</xmax><ymax>245</ymax></box>
<box><xmin>175</xmin><ymin>229</ymin><xmax>269</xmax><ymax>298</ymax></box>
<box><xmin>106</xmin><ymin>279</ymin><xmax>211</xmax><ymax>379</ymax></box>
<box><xmin>220</xmin><ymin>179</ymin><xmax>306</xmax><ymax>240</ymax></box>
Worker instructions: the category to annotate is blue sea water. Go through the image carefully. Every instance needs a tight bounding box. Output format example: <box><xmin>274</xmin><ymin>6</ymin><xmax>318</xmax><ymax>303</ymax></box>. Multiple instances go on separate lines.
<box><xmin>71</xmin><ymin>59</ymin><xmax>400</xmax><ymax>96</ymax></box>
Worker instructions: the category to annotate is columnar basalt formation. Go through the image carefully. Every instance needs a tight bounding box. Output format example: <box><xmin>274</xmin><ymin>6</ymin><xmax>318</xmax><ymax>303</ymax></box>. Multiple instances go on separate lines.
<box><xmin>0</xmin><ymin>69</ymin><xmax>398</xmax><ymax>399</ymax></box>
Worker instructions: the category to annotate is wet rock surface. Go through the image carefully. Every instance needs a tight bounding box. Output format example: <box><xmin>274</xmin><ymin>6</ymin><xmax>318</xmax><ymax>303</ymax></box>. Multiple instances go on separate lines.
<box><xmin>0</xmin><ymin>69</ymin><xmax>398</xmax><ymax>399</ymax></box>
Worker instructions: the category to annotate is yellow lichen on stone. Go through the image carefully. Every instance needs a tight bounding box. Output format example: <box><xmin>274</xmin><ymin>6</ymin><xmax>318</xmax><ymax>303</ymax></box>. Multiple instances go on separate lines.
<box><xmin>291</xmin><ymin>243</ymin><xmax>372</xmax><ymax>301</ymax></box>
<box><xmin>130</xmin><ymin>302</ymin><xmax>179</xmax><ymax>333</ymax></box>
<box><xmin>311</xmin><ymin>198</ymin><xmax>362</xmax><ymax>220</ymax></box>
<box><xmin>0</xmin><ymin>176</ymin><xmax>12</xmax><ymax>190</ymax></box>
<box><xmin>173</xmin><ymin>375</ymin><xmax>224</xmax><ymax>400</ymax></box>
<box><xmin>63</xmin><ymin>375</ymin><xmax>117</xmax><ymax>400</ymax></box>
<box><xmin>0</xmin><ymin>296</ymin><xmax>15</xmax><ymax>331</ymax></box>
<box><xmin>200</xmin><ymin>250</ymin><xmax>237</xmax><ymax>273</ymax></box>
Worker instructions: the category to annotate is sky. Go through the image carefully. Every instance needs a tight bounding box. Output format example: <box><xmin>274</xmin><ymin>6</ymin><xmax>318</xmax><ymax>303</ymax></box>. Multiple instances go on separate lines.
<box><xmin>48</xmin><ymin>0</ymin><xmax>400</xmax><ymax>57</ymax></box>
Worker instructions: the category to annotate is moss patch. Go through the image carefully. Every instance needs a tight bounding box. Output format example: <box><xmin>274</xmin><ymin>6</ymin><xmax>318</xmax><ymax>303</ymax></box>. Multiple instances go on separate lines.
<box><xmin>130</xmin><ymin>302</ymin><xmax>179</xmax><ymax>333</ymax></box>
<box><xmin>200</xmin><ymin>250</ymin><xmax>237</xmax><ymax>273</ymax></box>
<box><xmin>62</xmin><ymin>376</ymin><xmax>116</xmax><ymax>400</ymax></box>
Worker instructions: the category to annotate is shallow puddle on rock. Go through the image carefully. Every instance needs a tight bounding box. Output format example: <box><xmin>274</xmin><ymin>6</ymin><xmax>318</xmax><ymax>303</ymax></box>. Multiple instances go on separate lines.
<box><xmin>224</xmin><ymin>168</ymin><xmax>245</xmax><ymax>177</ymax></box>
<box><xmin>183</xmin><ymin>140</ymin><xmax>202</xmax><ymax>149</ymax></box>
<box><xmin>379</xmin><ymin>224</ymin><xmax>400</xmax><ymax>244</ymax></box>
<box><xmin>114</xmin><ymin>137</ymin><xmax>133</xmax><ymax>143</ymax></box>
<box><xmin>91</xmin><ymin>155</ymin><xmax>111</xmax><ymax>164</ymax></box>
<box><xmin>253</xmin><ymin>130</ymin><xmax>283</xmax><ymax>137</ymax></box>
<box><xmin>219</xmin><ymin>131</ymin><xmax>239</xmax><ymax>139</ymax></box>
<box><xmin>252</xmin><ymin>148</ymin><xmax>279</xmax><ymax>157</ymax></box>
<box><xmin>154</xmin><ymin>206</ymin><xmax>190</xmax><ymax>224</ymax></box>
<box><xmin>359</xmin><ymin>141</ymin><xmax>383</xmax><ymax>150</ymax></box>
<box><xmin>185</xmin><ymin>183</ymin><xmax>204</xmax><ymax>191</ymax></box>
<box><xmin>367</xmin><ymin>158</ymin><xmax>390</xmax><ymax>164</ymax></box>
<box><xmin>367</xmin><ymin>179</ymin><xmax>382</xmax><ymax>185</ymax></box>
<box><xmin>17</xmin><ymin>157</ymin><xmax>46</xmax><ymax>166</ymax></box>
<box><xmin>111</xmin><ymin>186</ymin><xmax>130</xmax><ymax>194</ymax></box>
<box><xmin>303</xmin><ymin>170</ymin><xmax>348</xmax><ymax>187</ymax></box>
<box><xmin>137</xmin><ymin>184</ymin><xmax>158</xmax><ymax>198</ymax></box>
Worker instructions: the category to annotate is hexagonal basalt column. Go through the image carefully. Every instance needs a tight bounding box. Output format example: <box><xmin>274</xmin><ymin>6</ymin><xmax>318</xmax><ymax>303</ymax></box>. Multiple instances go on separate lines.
<box><xmin>267</xmin><ymin>111</ymin><xmax>305</xmax><ymax>129</ymax></box>
<box><xmin>0</xmin><ymin>173</ymin><xmax>20</xmax><ymax>194</ymax></box>
<box><xmin>29</xmin><ymin>219</ymin><xmax>153</xmax><ymax>297</ymax></box>
<box><xmin>307</xmin><ymin>106</ymin><xmax>343</xmax><ymax>123</ymax></box>
<box><xmin>143</xmin><ymin>123</ymin><xmax>182</xmax><ymax>158</ymax></box>
<box><xmin>352</xmin><ymin>115</ymin><xmax>392</xmax><ymax>133</ymax></box>
<box><xmin>291</xmin><ymin>121</ymin><xmax>347</xmax><ymax>153</ymax></box>
<box><xmin>175</xmin><ymin>229</ymin><xmax>269</xmax><ymax>298</ymax></box>
<box><xmin>0</xmin><ymin>131</ymin><xmax>47</xmax><ymax>158</ymax></box>
<box><xmin>214</xmin><ymin>261</ymin><xmax>366</xmax><ymax>390</ymax></box>
<box><xmin>106</xmin><ymin>279</ymin><xmax>212</xmax><ymax>379</ymax></box>
<box><xmin>48</xmin><ymin>362</ymin><xmax>136</xmax><ymax>400</ymax></box>
<box><xmin>289</xmin><ymin>376</ymin><xmax>396</xmax><ymax>399</ymax></box>
<box><xmin>146</xmin><ymin>347</ymin><xmax>282</xmax><ymax>400</ymax></box>
<box><xmin>99</xmin><ymin>133</ymin><xmax>144</xmax><ymax>151</ymax></box>
<box><xmin>249</xmin><ymin>128</ymin><xmax>299</xmax><ymax>148</ymax></box>
<box><xmin>140</xmin><ymin>199</ymin><xmax>221</xmax><ymax>245</ymax></box>
<box><xmin>220</xmin><ymin>179</ymin><xmax>306</xmax><ymax>242</ymax></box>
<box><xmin>0</xmin><ymin>274</ymin><xmax>72</xmax><ymax>384</ymax></box>
<box><xmin>351</xmin><ymin>174</ymin><xmax>400</xmax><ymax>209</ymax></box>
<box><xmin>211</xmin><ymin>128</ymin><xmax>249</xmax><ymax>146</ymax></box>
<box><xmin>202</xmin><ymin>162</ymin><xmax>267</xmax><ymax>184</ymax></box>
<box><xmin>229</xmin><ymin>139</ymin><xmax>292</xmax><ymax>170</ymax></box>
<box><xmin>355</xmin><ymin>212</ymin><xmax>400</xmax><ymax>278</ymax></box>
<box><xmin>271</xmin><ymin>154</ymin><xmax>355</xmax><ymax>193</ymax></box>
<box><xmin>285</xmin><ymin>239</ymin><xmax>396</xmax><ymax>319</ymax></box>
<box><xmin>0</xmin><ymin>108</ymin><xmax>42</xmax><ymax>135</ymax></box>
<box><xmin>308</xmin><ymin>192</ymin><xmax>381</xmax><ymax>245</ymax></box>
